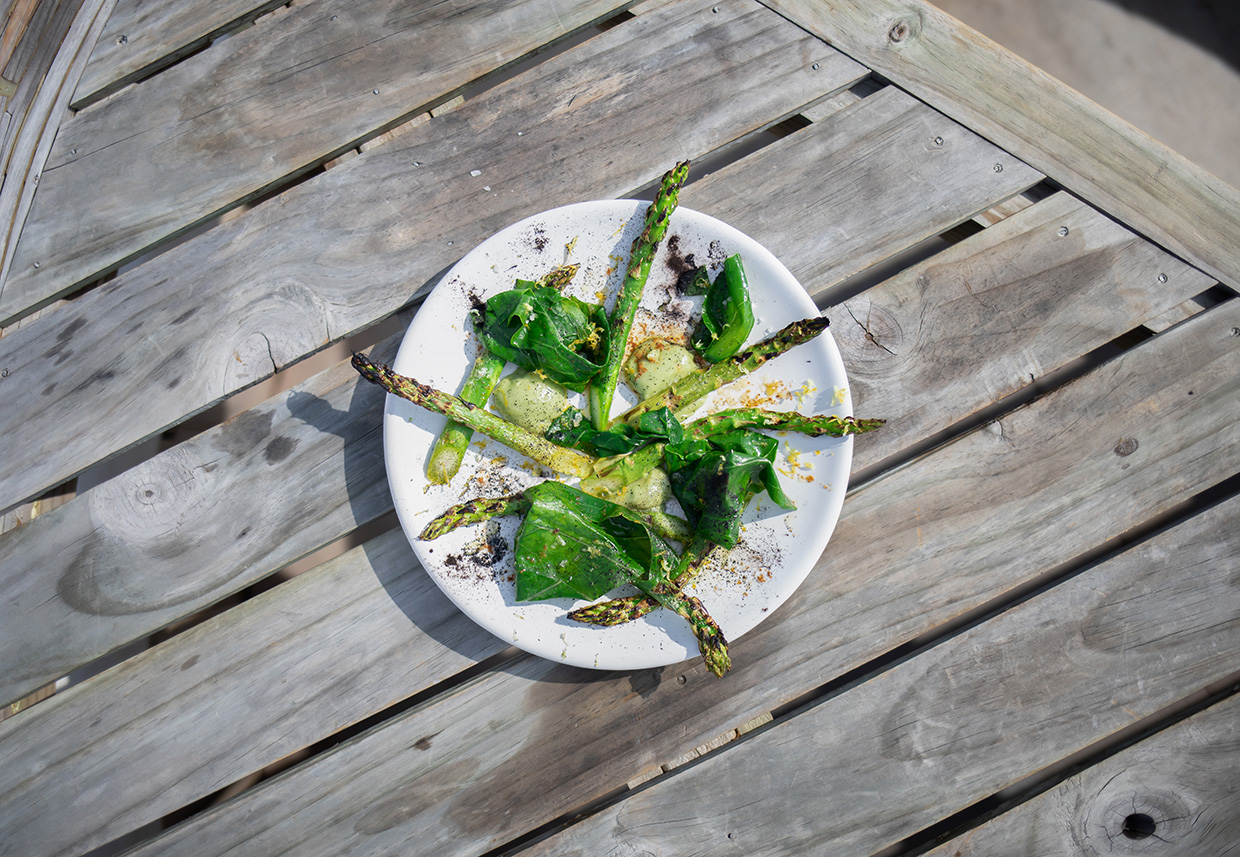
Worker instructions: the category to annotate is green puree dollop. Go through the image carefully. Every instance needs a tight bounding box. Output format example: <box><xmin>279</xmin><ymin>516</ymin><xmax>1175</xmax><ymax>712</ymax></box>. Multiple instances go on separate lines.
<box><xmin>491</xmin><ymin>369</ymin><xmax>571</xmax><ymax>435</ymax></box>
<box><xmin>624</xmin><ymin>339</ymin><xmax>699</xmax><ymax>400</ymax></box>
<box><xmin>581</xmin><ymin>465</ymin><xmax>673</xmax><ymax>511</ymax></box>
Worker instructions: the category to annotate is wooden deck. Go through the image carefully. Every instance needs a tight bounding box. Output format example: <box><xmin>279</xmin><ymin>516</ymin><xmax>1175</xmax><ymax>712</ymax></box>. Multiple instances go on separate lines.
<box><xmin>0</xmin><ymin>1</ymin><xmax>1236</xmax><ymax>855</ymax></box>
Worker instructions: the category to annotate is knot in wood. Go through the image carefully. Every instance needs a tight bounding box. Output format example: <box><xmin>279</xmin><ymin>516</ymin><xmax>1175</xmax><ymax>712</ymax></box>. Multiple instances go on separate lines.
<box><xmin>888</xmin><ymin>19</ymin><xmax>911</xmax><ymax>42</ymax></box>
<box><xmin>1113</xmin><ymin>437</ymin><xmax>1139</xmax><ymax>457</ymax></box>
<box><xmin>840</xmin><ymin>301</ymin><xmax>903</xmax><ymax>366</ymax></box>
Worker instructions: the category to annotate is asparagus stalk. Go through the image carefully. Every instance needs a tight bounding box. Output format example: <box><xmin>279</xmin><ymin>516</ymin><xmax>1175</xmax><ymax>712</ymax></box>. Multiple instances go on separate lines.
<box><xmin>425</xmin><ymin>347</ymin><xmax>506</xmax><ymax>484</ymax></box>
<box><xmin>588</xmin><ymin>161</ymin><xmax>690</xmax><ymax>429</ymax></box>
<box><xmin>352</xmin><ymin>352</ymin><xmax>595</xmax><ymax>479</ymax></box>
<box><xmin>610</xmin><ymin>316</ymin><xmax>831</xmax><ymax>428</ymax></box>
<box><xmin>540</xmin><ymin>263</ymin><xmax>579</xmax><ymax>290</ymax></box>
<box><xmin>650</xmin><ymin>589</ymin><xmax>730</xmax><ymax>676</ymax></box>
<box><xmin>419</xmin><ymin>493</ymin><xmax>530</xmax><ymax>540</ymax></box>
<box><xmin>688</xmin><ymin>408</ymin><xmax>885</xmax><ymax>439</ymax></box>
<box><xmin>417</xmin><ymin>487</ymin><xmax>689</xmax><ymax>545</ymax></box>
<box><xmin>569</xmin><ymin>536</ymin><xmax>717</xmax><ymax>625</ymax></box>
<box><xmin>570</xmin><ymin>535</ymin><xmax>727</xmax><ymax>673</ymax></box>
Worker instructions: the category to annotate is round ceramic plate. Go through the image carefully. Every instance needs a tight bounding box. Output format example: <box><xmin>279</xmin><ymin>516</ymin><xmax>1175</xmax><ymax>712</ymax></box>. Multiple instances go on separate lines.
<box><xmin>385</xmin><ymin>200</ymin><xmax>854</xmax><ymax>670</ymax></box>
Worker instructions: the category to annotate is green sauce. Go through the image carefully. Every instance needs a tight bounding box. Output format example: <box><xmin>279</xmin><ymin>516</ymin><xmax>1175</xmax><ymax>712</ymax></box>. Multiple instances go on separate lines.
<box><xmin>624</xmin><ymin>339</ymin><xmax>699</xmax><ymax>400</ymax></box>
<box><xmin>491</xmin><ymin>370</ymin><xmax>571</xmax><ymax>434</ymax></box>
<box><xmin>580</xmin><ymin>465</ymin><xmax>673</xmax><ymax>511</ymax></box>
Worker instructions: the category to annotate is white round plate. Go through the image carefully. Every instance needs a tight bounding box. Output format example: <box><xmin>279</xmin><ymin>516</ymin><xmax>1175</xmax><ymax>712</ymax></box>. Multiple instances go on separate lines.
<box><xmin>385</xmin><ymin>200</ymin><xmax>854</xmax><ymax>671</ymax></box>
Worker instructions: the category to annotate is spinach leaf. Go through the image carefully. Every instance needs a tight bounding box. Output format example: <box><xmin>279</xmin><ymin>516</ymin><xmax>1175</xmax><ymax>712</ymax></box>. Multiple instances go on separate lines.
<box><xmin>478</xmin><ymin>282</ymin><xmax>610</xmax><ymax>392</ymax></box>
<box><xmin>664</xmin><ymin>429</ymin><xmax>794</xmax><ymax>549</ymax></box>
<box><xmin>514</xmin><ymin>481</ymin><xmax>676</xmax><ymax>602</ymax></box>
<box><xmin>676</xmin><ymin>264</ymin><xmax>712</xmax><ymax>296</ymax></box>
<box><xmin>691</xmin><ymin>254</ymin><xmax>755</xmax><ymax>363</ymax></box>
<box><xmin>545</xmin><ymin>405</ymin><xmax>684</xmax><ymax>457</ymax></box>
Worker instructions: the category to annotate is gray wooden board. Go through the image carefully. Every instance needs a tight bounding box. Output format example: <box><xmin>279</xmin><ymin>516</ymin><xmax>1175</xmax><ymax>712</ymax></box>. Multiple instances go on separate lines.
<box><xmin>0</xmin><ymin>333</ymin><xmax>399</xmax><ymax>705</ymax></box>
<box><xmin>94</xmin><ymin>295</ymin><xmax>1240</xmax><ymax>856</ymax></box>
<box><xmin>522</xmin><ymin>495</ymin><xmax>1240</xmax><ymax>857</ymax></box>
<box><xmin>0</xmin><ymin>0</ymin><xmax>874</xmax><ymax>695</ymax></box>
<box><xmin>73</xmin><ymin>0</ymin><xmax>287</xmax><ymax>107</ymax></box>
<box><xmin>0</xmin><ymin>527</ymin><xmax>505</xmax><ymax>857</ymax></box>
<box><xmin>0</xmin><ymin>187</ymin><xmax>1210</xmax><ymax>705</ymax></box>
<box><xmin>831</xmin><ymin>190</ymin><xmax>1215</xmax><ymax>462</ymax></box>
<box><xmin>0</xmin><ymin>196</ymin><xmax>1223</xmax><ymax>852</ymax></box>
<box><xmin>762</xmin><ymin>0</ymin><xmax>1240</xmax><ymax>291</ymax></box>
<box><xmin>923</xmin><ymin>693</ymin><xmax>1240</xmax><ymax>857</ymax></box>
<box><xmin>0</xmin><ymin>202</ymin><xmax>1219</xmax><ymax>849</ymax></box>
<box><xmin>0</xmin><ymin>0</ymin><xmax>637</xmax><ymax>322</ymax></box>
<box><xmin>0</xmin><ymin>4</ymin><xmax>1032</xmax><ymax>514</ymax></box>
<box><xmin>679</xmin><ymin>83</ymin><xmax>1040</xmax><ymax>293</ymax></box>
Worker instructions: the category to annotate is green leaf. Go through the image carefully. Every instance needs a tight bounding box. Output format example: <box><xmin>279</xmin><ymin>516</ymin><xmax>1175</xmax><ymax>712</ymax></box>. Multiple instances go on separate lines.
<box><xmin>546</xmin><ymin>405</ymin><xmax>683</xmax><ymax>457</ymax></box>
<box><xmin>478</xmin><ymin>282</ymin><xmax>610</xmax><ymax>392</ymax></box>
<box><xmin>514</xmin><ymin>482</ymin><xmax>677</xmax><ymax>602</ymax></box>
<box><xmin>676</xmin><ymin>264</ymin><xmax>711</xmax><ymax>296</ymax></box>
<box><xmin>664</xmin><ymin>428</ymin><xmax>794</xmax><ymax>549</ymax></box>
<box><xmin>691</xmin><ymin>254</ymin><xmax>756</xmax><ymax>363</ymax></box>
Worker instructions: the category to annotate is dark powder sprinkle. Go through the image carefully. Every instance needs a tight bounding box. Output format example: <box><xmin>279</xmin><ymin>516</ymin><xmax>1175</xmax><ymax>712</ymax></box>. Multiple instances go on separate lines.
<box><xmin>707</xmin><ymin>239</ymin><xmax>727</xmax><ymax>269</ymax></box>
<box><xmin>528</xmin><ymin>224</ymin><xmax>548</xmax><ymax>253</ymax></box>
<box><xmin>478</xmin><ymin>532</ymin><xmax>509</xmax><ymax>567</ymax></box>
<box><xmin>440</xmin><ymin>522</ymin><xmax>512</xmax><ymax>585</ymax></box>
<box><xmin>664</xmin><ymin>234</ymin><xmax>695</xmax><ymax>281</ymax></box>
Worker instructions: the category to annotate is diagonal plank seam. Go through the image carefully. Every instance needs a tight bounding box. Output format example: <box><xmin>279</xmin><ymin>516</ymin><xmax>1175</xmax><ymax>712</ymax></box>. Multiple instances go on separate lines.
<box><xmin>0</xmin><ymin>181</ymin><xmax>1220</xmax><ymax>704</ymax></box>
<box><xmin>5</xmin><ymin>260</ymin><xmax>1235</xmax><ymax>857</ymax></box>
<box><xmin>887</xmin><ymin>671</ymin><xmax>1240</xmax><ymax>857</ymax></box>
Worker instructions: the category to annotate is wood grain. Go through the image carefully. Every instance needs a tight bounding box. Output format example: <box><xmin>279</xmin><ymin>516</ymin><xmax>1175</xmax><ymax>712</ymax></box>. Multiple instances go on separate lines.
<box><xmin>59</xmin><ymin>293</ymin><xmax>1240</xmax><ymax>857</ymax></box>
<box><xmin>924</xmin><ymin>694</ymin><xmax>1240</xmax><ymax>856</ymax></box>
<box><xmin>523</xmin><ymin>495</ymin><xmax>1240</xmax><ymax>857</ymax></box>
<box><xmin>0</xmin><ymin>0</ymin><xmax>637</xmax><ymax>323</ymax></box>
<box><xmin>832</xmin><ymin>190</ymin><xmax>1215</xmax><ymax>464</ymax></box>
<box><xmin>0</xmin><ymin>526</ymin><xmax>505</xmax><ymax>857</ymax></box>
<box><xmin>0</xmin><ymin>333</ymin><xmax>398</xmax><ymax>705</ymax></box>
<box><xmin>683</xmin><ymin>83</ymin><xmax>1041</xmax><ymax>292</ymax></box>
<box><xmin>761</xmin><ymin>0</ymin><xmax>1240</xmax><ymax>290</ymax></box>
<box><xmin>0</xmin><ymin>0</ymin><xmax>114</xmax><ymax>318</ymax></box>
<box><xmin>0</xmin><ymin>0</ymin><xmax>872</xmax><ymax>512</ymax></box>
<box><xmin>72</xmin><ymin>0</ymin><xmax>287</xmax><ymax>108</ymax></box>
<box><xmin>0</xmin><ymin>189</ymin><xmax>1206</xmax><ymax>703</ymax></box>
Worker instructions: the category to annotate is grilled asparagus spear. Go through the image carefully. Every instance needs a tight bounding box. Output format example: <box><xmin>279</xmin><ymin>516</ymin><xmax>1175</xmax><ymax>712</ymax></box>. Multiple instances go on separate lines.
<box><xmin>352</xmin><ymin>352</ymin><xmax>595</xmax><ymax>479</ymax></box>
<box><xmin>588</xmin><ymin>161</ymin><xmax>690</xmax><ymax>428</ymax></box>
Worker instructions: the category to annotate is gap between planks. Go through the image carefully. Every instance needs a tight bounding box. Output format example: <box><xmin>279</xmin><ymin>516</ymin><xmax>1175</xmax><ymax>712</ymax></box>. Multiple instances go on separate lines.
<box><xmin>523</xmin><ymin>473</ymin><xmax>1240</xmax><ymax>854</ymax></box>
<box><xmin>14</xmin><ymin>290</ymin><xmax>1235</xmax><ymax>857</ymax></box>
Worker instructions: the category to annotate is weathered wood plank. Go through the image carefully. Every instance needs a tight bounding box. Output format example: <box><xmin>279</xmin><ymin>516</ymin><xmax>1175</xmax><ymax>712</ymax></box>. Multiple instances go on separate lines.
<box><xmin>761</xmin><ymin>0</ymin><xmax>1240</xmax><ymax>290</ymax></box>
<box><xmin>102</xmin><ymin>293</ymin><xmax>1240</xmax><ymax>857</ymax></box>
<box><xmin>0</xmin><ymin>0</ymin><xmax>638</xmax><ymax>323</ymax></box>
<box><xmin>684</xmin><ymin>82</ymin><xmax>1041</xmax><ymax>292</ymax></box>
<box><xmin>924</xmin><ymin>692</ymin><xmax>1240</xmax><ymax>856</ymax></box>
<box><xmin>72</xmin><ymin>0</ymin><xmax>287</xmax><ymax>108</ymax></box>
<box><xmin>523</xmin><ymin>495</ymin><xmax>1240</xmax><ymax>857</ymax></box>
<box><xmin>833</xmin><ymin>190</ymin><xmax>1215</xmax><ymax>464</ymax></box>
<box><xmin>0</xmin><ymin>79</ymin><xmax>1041</xmax><ymax>516</ymax></box>
<box><xmin>0</xmin><ymin>526</ymin><xmax>504</xmax><ymax>857</ymax></box>
<box><xmin>0</xmin><ymin>0</ymin><xmax>114</xmax><ymax>319</ymax></box>
<box><xmin>0</xmin><ymin>332</ymin><xmax>400</xmax><ymax>706</ymax></box>
<box><xmin>0</xmin><ymin>189</ymin><xmax>1214</xmax><ymax>844</ymax></box>
<box><xmin>0</xmin><ymin>187</ymin><xmax>1209</xmax><ymax>705</ymax></box>
<box><xmin>0</xmin><ymin>0</ymin><xmax>873</xmax><ymax>513</ymax></box>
